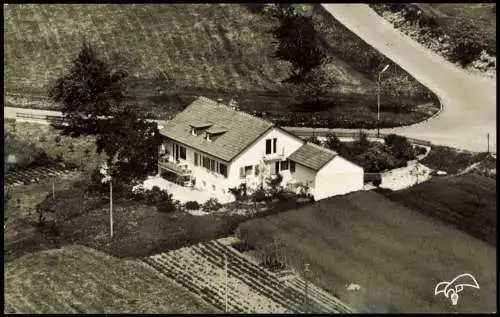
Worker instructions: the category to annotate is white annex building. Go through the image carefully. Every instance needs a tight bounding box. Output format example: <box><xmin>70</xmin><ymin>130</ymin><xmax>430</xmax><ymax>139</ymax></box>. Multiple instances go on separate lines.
<box><xmin>157</xmin><ymin>96</ymin><xmax>364</xmax><ymax>202</ymax></box>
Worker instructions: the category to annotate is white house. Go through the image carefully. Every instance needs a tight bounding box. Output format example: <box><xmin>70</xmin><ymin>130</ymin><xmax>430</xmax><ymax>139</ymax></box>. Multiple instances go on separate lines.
<box><xmin>158</xmin><ymin>96</ymin><xmax>364</xmax><ymax>202</ymax></box>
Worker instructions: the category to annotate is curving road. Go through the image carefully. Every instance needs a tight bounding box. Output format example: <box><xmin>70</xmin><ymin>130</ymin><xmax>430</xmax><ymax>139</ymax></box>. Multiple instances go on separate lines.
<box><xmin>317</xmin><ymin>4</ymin><xmax>496</xmax><ymax>152</ymax></box>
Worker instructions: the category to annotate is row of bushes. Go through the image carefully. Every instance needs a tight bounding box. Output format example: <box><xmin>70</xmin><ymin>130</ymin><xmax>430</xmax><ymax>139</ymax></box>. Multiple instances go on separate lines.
<box><xmin>229</xmin><ymin>174</ymin><xmax>314</xmax><ymax>204</ymax></box>
<box><xmin>310</xmin><ymin>132</ymin><xmax>421</xmax><ymax>174</ymax></box>
<box><xmin>184</xmin><ymin>198</ymin><xmax>223</xmax><ymax>213</ymax></box>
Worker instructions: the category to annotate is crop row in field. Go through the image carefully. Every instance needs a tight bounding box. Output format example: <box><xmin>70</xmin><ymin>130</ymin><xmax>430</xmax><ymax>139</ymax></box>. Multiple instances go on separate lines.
<box><xmin>5</xmin><ymin>164</ymin><xmax>74</xmax><ymax>187</ymax></box>
<box><xmin>143</xmin><ymin>239</ymin><xmax>353</xmax><ymax>313</ymax></box>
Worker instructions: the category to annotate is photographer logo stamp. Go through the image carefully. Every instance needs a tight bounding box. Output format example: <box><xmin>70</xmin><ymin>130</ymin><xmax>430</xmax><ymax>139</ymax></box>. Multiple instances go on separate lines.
<box><xmin>434</xmin><ymin>273</ymin><xmax>480</xmax><ymax>306</ymax></box>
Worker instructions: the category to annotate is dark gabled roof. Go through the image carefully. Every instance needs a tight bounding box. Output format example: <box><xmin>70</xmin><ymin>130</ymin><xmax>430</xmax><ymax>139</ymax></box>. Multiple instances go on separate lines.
<box><xmin>288</xmin><ymin>142</ymin><xmax>338</xmax><ymax>171</ymax></box>
<box><xmin>159</xmin><ymin>96</ymin><xmax>274</xmax><ymax>162</ymax></box>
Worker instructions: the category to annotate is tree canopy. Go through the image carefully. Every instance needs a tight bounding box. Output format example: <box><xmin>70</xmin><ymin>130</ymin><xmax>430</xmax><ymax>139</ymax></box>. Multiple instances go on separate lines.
<box><xmin>270</xmin><ymin>4</ymin><xmax>328</xmax><ymax>82</ymax></box>
<box><xmin>48</xmin><ymin>41</ymin><xmax>161</xmax><ymax>182</ymax></box>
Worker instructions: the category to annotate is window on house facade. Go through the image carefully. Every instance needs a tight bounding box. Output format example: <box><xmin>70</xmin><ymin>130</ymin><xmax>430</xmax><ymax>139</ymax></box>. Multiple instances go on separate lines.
<box><xmin>240</xmin><ymin>165</ymin><xmax>253</xmax><ymax>179</ymax></box>
<box><xmin>281</xmin><ymin>160</ymin><xmax>289</xmax><ymax>171</ymax></box>
<box><xmin>219</xmin><ymin>163</ymin><xmax>228</xmax><ymax>178</ymax></box>
<box><xmin>194</xmin><ymin>153</ymin><xmax>199</xmax><ymax>166</ymax></box>
<box><xmin>202</xmin><ymin>156</ymin><xmax>210</xmax><ymax>169</ymax></box>
<box><xmin>179</xmin><ymin>146</ymin><xmax>186</xmax><ymax>160</ymax></box>
<box><xmin>265</xmin><ymin>139</ymin><xmax>272</xmax><ymax>154</ymax></box>
<box><xmin>245</xmin><ymin>165</ymin><xmax>253</xmax><ymax>176</ymax></box>
<box><xmin>275</xmin><ymin>162</ymin><xmax>280</xmax><ymax>174</ymax></box>
<box><xmin>290</xmin><ymin>161</ymin><xmax>296</xmax><ymax>173</ymax></box>
<box><xmin>254</xmin><ymin>165</ymin><xmax>260</xmax><ymax>176</ymax></box>
<box><xmin>210</xmin><ymin>159</ymin><xmax>216</xmax><ymax>172</ymax></box>
<box><xmin>273</xmin><ymin>138</ymin><xmax>277</xmax><ymax>153</ymax></box>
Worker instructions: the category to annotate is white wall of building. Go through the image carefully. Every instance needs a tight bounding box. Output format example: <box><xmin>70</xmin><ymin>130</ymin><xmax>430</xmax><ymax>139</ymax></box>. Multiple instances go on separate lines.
<box><xmin>229</xmin><ymin>127</ymin><xmax>304</xmax><ymax>189</ymax></box>
<box><xmin>313</xmin><ymin>156</ymin><xmax>364</xmax><ymax>200</ymax></box>
<box><xmin>290</xmin><ymin>163</ymin><xmax>316</xmax><ymax>192</ymax></box>
<box><xmin>161</xmin><ymin>138</ymin><xmax>234</xmax><ymax>203</ymax></box>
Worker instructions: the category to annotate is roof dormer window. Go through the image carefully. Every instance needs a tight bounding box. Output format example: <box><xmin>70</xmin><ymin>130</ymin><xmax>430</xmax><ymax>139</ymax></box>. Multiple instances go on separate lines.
<box><xmin>189</xmin><ymin>121</ymin><xmax>213</xmax><ymax>137</ymax></box>
<box><xmin>205</xmin><ymin>126</ymin><xmax>228</xmax><ymax>142</ymax></box>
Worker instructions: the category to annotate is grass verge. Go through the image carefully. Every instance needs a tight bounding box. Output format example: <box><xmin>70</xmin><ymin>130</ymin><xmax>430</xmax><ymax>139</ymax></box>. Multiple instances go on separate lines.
<box><xmin>380</xmin><ymin>174</ymin><xmax>496</xmax><ymax>246</ymax></box>
<box><xmin>420</xmin><ymin>145</ymin><xmax>491</xmax><ymax>175</ymax></box>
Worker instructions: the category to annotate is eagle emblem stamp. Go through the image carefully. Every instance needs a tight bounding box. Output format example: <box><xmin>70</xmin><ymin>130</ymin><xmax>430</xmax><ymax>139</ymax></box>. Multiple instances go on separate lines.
<box><xmin>434</xmin><ymin>273</ymin><xmax>480</xmax><ymax>306</ymax></box>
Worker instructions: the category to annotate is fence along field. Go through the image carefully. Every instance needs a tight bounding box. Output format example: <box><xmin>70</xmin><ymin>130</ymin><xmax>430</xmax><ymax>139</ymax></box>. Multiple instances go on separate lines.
<box><xmin>143</xmin><ymin>239</ymin><xmax>354</xmax><ymax>313</ymax></box>
<box><xmin>4</xmin><ymin>4</ymin><xmax>374</xmax><ymax>98</ymax></box>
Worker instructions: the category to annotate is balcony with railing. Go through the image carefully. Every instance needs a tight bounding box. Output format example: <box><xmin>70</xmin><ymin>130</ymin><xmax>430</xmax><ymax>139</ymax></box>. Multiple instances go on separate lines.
<box><xmin>158</xmin><ymin>158</ymin><xmax>192</xmax><ymax>177</ymax></box>
<box><xmin>263</xmin><ymin>152</ymin><xmax>285</xmax><ymax>161</ymax></box>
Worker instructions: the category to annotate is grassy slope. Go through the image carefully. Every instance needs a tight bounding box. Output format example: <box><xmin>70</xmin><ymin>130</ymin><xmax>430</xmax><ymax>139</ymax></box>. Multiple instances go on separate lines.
<box><xmin>236</xmin><ymin>191</ymin><xmax>496</xmax><ymax>313</ymax></box>
<box><xmin>4</xmin><ymin>4</ymin><xmax>441</xmax><ymax>128</ymax></box>
<box><xmin>419</xmin><ymin>3</ymin><xmax>496</xmax><ymax>54</ymax></box>
<box><xmin>420</xmin><ymin>145</ymin><xmax>490</xmax><ymax>175</ymax></box>
<box><xmin>4</xmin><ymin>4</ymin><xmax>372</xmax><ymax>96</ymax></box>
<box><xmin>4</xmin><ymin>245</ymin><xmax>218</xmax><ymax>313</ymax></box>
<box><xmin>381</xmin><ymin>174</ymin><xmax>496</xmax><ymax>245</ymax></box>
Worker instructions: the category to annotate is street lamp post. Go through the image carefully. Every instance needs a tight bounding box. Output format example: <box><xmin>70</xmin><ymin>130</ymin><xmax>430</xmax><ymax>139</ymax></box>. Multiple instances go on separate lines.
<box><xmin>377</xmin><ymin>64</ymin><xmax>390</xmax><ymax>138</ymax></box>
<box><xmin>100</xmin><ymin>163</ymin><xmax>113</xmax><ymax>242</ymax></box>
<box><xmin>487</xmin><ymin>133</ymin><xmax>490</xmax><ymax>154</ymax></box>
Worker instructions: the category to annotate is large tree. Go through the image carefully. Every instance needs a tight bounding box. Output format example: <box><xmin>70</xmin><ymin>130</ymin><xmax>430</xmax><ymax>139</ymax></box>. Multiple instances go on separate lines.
<box><xmin>48</xmin><ymin>41</ymin><xmax>161</xmax><ymax>182</ymax></box>
<box><xmin>270</xmin><ymin>5</ymin><xmax>328</xmax><ymax>82</ymax></box>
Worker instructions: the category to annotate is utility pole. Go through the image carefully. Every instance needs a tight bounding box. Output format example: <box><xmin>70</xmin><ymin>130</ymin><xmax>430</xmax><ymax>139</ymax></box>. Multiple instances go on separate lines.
<box><xmin>487</xmin><ymin>133</ymin><xmax>490</xmax><ymax>154</ymax></box>
<box><xmin>110</xmin><ymin>179</ymin><xmax>113</xmax><ymax>240</ymax></box>
<box><xmin>225</xmin><ymin>251</ymin><xmax>228</xmax><ymax>313</ymax></box>
<box><xmin>377</xmin><ymin>64</ymin><xmax>390</xmax><ymax>138</ymax></box>
<box><xmin>101</xmin><ymin>162</ymin><xmax>113</xmax><ymax>242</ymax></box>
<box><xmin>303</xmin><ymin>263</ymin><xmax>310</xmax><ymax>313</ymax></box>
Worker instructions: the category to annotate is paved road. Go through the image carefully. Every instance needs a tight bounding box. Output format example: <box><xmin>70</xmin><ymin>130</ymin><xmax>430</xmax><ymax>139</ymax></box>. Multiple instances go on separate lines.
<box><xmin>319</xmin><ymin>4</ymin><xmax>496</xmax><ymax>152</ymax></box>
